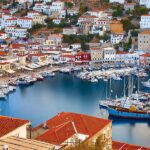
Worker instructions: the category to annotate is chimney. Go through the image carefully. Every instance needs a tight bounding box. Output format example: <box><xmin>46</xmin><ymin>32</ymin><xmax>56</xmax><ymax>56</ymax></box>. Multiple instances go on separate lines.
<box><xmin>43</xmin><ymin>122</ymin><xmax>48</xmax><ymax>129</ymax></box>
<box><xmin>3</xmin><ymin>145</ymin><xmax>9</xmax><ymax>150</ymax></box>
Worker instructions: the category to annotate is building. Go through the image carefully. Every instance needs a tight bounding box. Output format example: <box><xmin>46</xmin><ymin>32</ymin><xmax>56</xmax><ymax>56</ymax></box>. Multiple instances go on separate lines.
<box><xmin>103</xmin><ymin>47</ymin><xmax>116</xmax><ymax>63</ymax></box>
<box><xmin>50</xmin><ymin>1</ymin><xmax>64</xmax><ymax>12</ymax></box>
<box><xmin>5</xmin><ymin>26</ymin><xmax>28</xmax><ymax>38</ymax></box>
<box><xmin>140</xmin><ymin>14</ymin><xmax>150</xmax><ymax>29</ymax></box>
<box><xmin>124</xmin><ymin>3</ymin><xmax>136</xmax><ymax>11</ymax></box>
<box><xmin>110</xmin><ymin>22</ymin><xmax>124</xmax><ymax>44</ymax></box>
<box><xmin>32</xmin><ymin>14</ymin><xmax>47</xmax><ymax>25</ymax></box>
<box><xmin>138</xmin><ymin>30</ymin><xmax>150</xmax><ymax>53</ymax></box>
<box><xmin>78</xmin><ymin>15</ymin><xmax>98</xmax><ymax>24</ymax></box>
<box><xmin>115</xmin><ymin>51</ymin><xmax>141</xmax><ymax>65</ymax></box>
<box><xmin>33</xmin><ymin>112</ymin><xmax>112</xmax><ymax>149</ymax></box>
<box><xmin>139</xmin><ymin>53</ymin><xmax>150</xmax><ymax>67</ymax></box>
<box><xmin>79</xmin><ymin>21</ymin><xmax>93</xmax><ymax>34</ymax></box>
<box><xmin>29</xmin><ymin>53</ymin><xmax>48</xmax><ymax>65</ymax></box>
<box><xmin>45</xmin><ymin>34</ymin><xmax>63</xmax><ymax>47</ymax></box>
<box><xmin>75</xmin><ymin>51</ymin><xmax>91</xmax><ymax>64</ymax></box>
<box><xmin>90</xmin><ymin>47</ymin><xmax>103</xmax><ymax>62</ymax></box>
<box><xmin>63</xmin><ymin>27</ymin><xmax>78</xmax><ymax>35</ymax></box>
<box><xmin>0</xmin><ymin>31</ymin><xmax>9</xmax><ymax>40</ymax></box>
<box><xmin>0</xmin><ymin>136</ymin><xmax>55</xmax><ymax>150</ymax></box>
<box><xmin>17</xmin><ymin>17</ymin><xmax>33</xmax><ymax>29</ymax></box>
<box><xmin>109</xmin><ymin>0</ymin><xmax>125</xmax><ymax>4</ymax></box>
<box><xmin>53</xmin><ymin>18</ymin><xmax>62</xmax><ymax>24</ymax></box>
<box><xmin>0</xmin><ymin>115</ymin><xmax>30</xmax><ymax>139</ymax></box>
<box><xmin>140</xmin><ymin>0</ymin><xmax>150</xmax><ymax>8</ymax></box>
<box><xmin>112</xmin><ymin>141</ymin><xmax>150</xmax><ymax>150</ymax></box>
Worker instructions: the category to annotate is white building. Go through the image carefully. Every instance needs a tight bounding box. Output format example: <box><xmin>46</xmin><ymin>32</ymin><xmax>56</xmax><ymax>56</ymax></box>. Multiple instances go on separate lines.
<box><xmin>17</xmin><ymin>17</ymin><xmax>33</xmax><ymax>29</ymax></box>
<box><xmin>103</xmin><ymin>47</ymin><xmax>116</xmax><ymax>63</ymax></box>
<box><xmin>53</xmin><ymin>18</ymin><xmax>62</xmax><ymax>24</ymax></box>
<box><xmin>33</xmin><ymin>3</ymin><xmax>46</xmax><ymax>13</ymax></box>
<box><xmin>50</xmin><ymin>1</ymin><xmax>64</xmax><ymax>12</ymax></box>
<box><xmin>111</xmin><ymin>33</ymin><xmax>124</xmax><ymax>44</ymax></box>
<box><xmin>115</xmin><ymin>51</ymin><xmax>142</xmax><ymax>65</ymax></box>
<box><xmin>0</xmin><ymin>32</ymin><xmax>9</xmax><ymax>40</ymax></box>
<box><xmin>5</xmin><ymin>18</ymin><xmax>17</xmax><ymax>27</ymax></box>
<box><xmin>0</xmin><ymin>115</ymin><xmax>30</xmax><ymax>139</ymax></box>
<box><xmin>5</xmin><ymin>26</ymin><xmax>28</xmax><ymax>38</ymax></box>
<box><xmin>140</xmin><ymin>0</ymin><xmax>150</xmax><ymax>8</ymax></box>
<box><xmin>109</xmin><ymin>0</ymin><xmax>125</xmax><ymax>4</ymax></box>
<box><xmin>27</xmin><ymin>10</ymin><xmax>40</xmax><ymax>18</ymax></box>
<box><xmin>140</xmin><ymin>14</ymin><xmax>150</xmax><ymax>29</ymax></box>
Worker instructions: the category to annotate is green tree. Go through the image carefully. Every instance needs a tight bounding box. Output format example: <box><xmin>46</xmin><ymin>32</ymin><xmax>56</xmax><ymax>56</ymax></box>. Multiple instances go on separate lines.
<box><xmin>79</xmin><ymin>2</ymin><xmax>88</xmax><ymax>16</ymax></box>
<box><xmin>132</xmin><ymin>5</ymin><xmax>150</xmax><ymax>17</ymax></box>
<box><xmin>65</xmin><ymin>2</ymin><xmax>73</xmax><ymax>9</ymax></box>
<box><xmin>121</xmin><ymin>18</ymin><xmax>135</xmax><ymax>32</ymax></box>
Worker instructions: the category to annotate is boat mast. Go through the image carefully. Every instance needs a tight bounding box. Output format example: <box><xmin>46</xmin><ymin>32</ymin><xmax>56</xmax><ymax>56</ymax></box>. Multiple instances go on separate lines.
<box><xmin>128</xmin><ymin>75</ymin><xmax>131</xmax><ymax>97</ymax></box>
<box><xmin>123</xmin><ymin>76</ymin><xmax>126</xmax><ymax>98</ymax></box>
<box><xmin>137</xmin><ymin>69</ymin><xmax>140</xmax><ymax>93</ymax></box>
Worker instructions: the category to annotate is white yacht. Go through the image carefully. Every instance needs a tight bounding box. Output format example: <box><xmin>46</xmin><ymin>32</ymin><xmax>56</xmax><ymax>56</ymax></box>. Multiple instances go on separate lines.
<box><xmin>90</xmin><ymin>77</ymin><xmax>98</xmax><ymax>83</ymax></box>
<box><xmin>142</xmin><ymin>79</ymin><xmax>150</xmax><ymax>88</ymax></box>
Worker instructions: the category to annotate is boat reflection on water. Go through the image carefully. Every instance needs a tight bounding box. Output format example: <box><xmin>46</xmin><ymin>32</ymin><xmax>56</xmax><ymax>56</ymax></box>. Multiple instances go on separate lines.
<box><xmin>109</xmin><ymin>116</ymin><xmax>150</xmax><ymax>126</ymax></box>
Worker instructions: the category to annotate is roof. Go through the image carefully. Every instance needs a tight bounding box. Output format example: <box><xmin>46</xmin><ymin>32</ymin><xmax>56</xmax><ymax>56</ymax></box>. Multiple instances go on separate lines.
<box><xmin>0</xmin><ymin>116</ymin><xmax>29</xmax><ymax>138</ymax></box>
<box><xmin>35</xmin><ymin>112</ymin><xmax>111</xmax><ymax>145</ymax></box>
<box><xmin>140</xmin><ymin>53</ymin><xmax>150</xmax><ymax>57</ymax></box>
<box><xmin>11</xmin><ymin>43</ymin><xmax>25</xmax><ymax>49</ymax></box>
<box><xmin>110</xmin><ymin>23</ymin><xmax>124</xmax><ymax>34</ymax></box>
<box><xmin>140</xmin><ymin>30</ymin><xmax>150</xmax><ymax>35</ymax></box>
<box><xmin>90</xmin><ymin>47</ymin><xmax>102</xmax><ymax>51</ymax></box>
<box><xmin>0</xmin><ymin>136</ymin><xmax>55</xmax><ymax>150</ymax></box>
<box><xmin>117</xmin><ymin>51</ymin><xmax>128</xmax><ymax>54</ymax></box>
<box><xmin>141</xmin><ymin>14</ymin><xmax>150</xmax><ymax>17</ymax></box>
<box><xmin>0</xmin><ymin>51</ymin><xmax>8</xmax><ymax>56</ymax></box>
<box><xmin>112</xmin><ymin>141</ymin><xmax>150</xmax><ymax>150</ymax></box>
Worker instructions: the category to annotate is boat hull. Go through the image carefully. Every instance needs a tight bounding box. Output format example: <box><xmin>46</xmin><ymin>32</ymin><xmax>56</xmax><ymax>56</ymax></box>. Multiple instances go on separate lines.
<box><xmin>107</xmin><ymin>107</ymin><xmax>150</xmax><ymax>119</ymax></box>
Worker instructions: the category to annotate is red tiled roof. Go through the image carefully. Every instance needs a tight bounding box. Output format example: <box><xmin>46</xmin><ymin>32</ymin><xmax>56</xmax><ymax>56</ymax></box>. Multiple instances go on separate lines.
<box><xmin>0</xmin><ymin>116</ymin><xmax>29</xmax><ymax>138</ymax></box>
<box><xmin>12</xmin><ymin>43</ymin><xmax>25</xmax><ymax>49</ymax></box>
<box><xmin>35</xmin><ymin>112</ymin><xmax>111</xmax><ymax>145</ymax></box>
<box><xmin>0</xmin><ymin>51</ymin><xmax>8</xmax><ymax>56</ymax></box>
<box><xmin>140</xmin><ymin>53</ymin><xmax>150</xmax><ymax>57</ymax></box>
<box><xmin>0</xmin><ymin>62</ymin><xmax>9</xmax><ymax>65</ymax></box>
<box><xmin>30</xmin><ymin>53</ymin><xmax>47</xmax><ymax>57</ymax></box>
<box><xmin>112</xmin><ymin>141</ymin><xmax>150</xmax><ymax>150</ymax></box>
<box><xmin>117</xmin><ymin>51</ymin><xmax>128</xmax><ymax>54</ymax></box>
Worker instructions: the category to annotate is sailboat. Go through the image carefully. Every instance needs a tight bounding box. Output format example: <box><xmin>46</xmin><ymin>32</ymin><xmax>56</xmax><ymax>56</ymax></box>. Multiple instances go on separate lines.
<box><xmin>142</xmin><ymin>79</ymin><xmax>150</xmax><ymax>88</ymax></box>
<box><xmin>99</xmin><ymin>74</ymin><xmax>150</xmax><ymax>119</ymax></box>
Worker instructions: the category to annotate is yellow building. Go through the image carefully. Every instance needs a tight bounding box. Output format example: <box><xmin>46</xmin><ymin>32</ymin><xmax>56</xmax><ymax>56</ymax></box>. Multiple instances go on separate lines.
<box><xmin>0</xmin><ymin>62</ymin><xmax>11</xmax><ymax>73</ymax></box>
<box><xmin>33</xmin><ymin>14</ymin><xmax>47</xmax><ymax>25</ymax></box>
<box><xmin>90</xmin><ymin>47</ymin><xmax>103</xmax><ymax>62</ymax></box>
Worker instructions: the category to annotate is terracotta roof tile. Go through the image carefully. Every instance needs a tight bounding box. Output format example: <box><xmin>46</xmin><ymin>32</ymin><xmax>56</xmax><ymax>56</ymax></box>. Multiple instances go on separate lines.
<box><xmin>0</xmin><ymin>116</ymin><xmax>29</xmax><ymax>138</ymax></box>
<box><xmin>35</xmin><ymin>112</ymin><xmax>111</xmax><ymax>145</ymax></box>
<box><xmin>112</xmin><ymin>141</ymin><xmax>150</xmax><ymax>150</ymax></box>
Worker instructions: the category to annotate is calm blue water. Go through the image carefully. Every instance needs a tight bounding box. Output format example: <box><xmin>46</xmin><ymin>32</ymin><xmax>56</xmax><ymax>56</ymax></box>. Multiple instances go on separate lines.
<box><xmin>0</xmin><ymin>73</ymin><xmax>150</xmax><ymax>147</ymax></box>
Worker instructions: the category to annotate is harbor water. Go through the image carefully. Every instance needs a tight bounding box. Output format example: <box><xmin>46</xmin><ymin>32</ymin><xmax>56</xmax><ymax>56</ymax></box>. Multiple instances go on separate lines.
<box><xmin>0</xmin><ymin>72</ymin><xmax>150</xmax><ymax>147</ymax></box>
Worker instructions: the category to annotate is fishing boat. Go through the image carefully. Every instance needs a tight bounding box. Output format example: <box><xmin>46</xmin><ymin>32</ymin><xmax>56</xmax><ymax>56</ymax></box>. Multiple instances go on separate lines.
<box><xmin>112</xmin><ymin>74</ymin><xmax>122</xmax><ymax>81</ymax></box>
<box><xmin>90</xmin><ymin>77</ymin><xmax>98</xmax><ymax>83</ymax></box>
<box><xmin>36</xmin><ymin>74</ymin><xmax>44</xmax><ymax>81</ymax></box>
<box><xmin>0</xmin><ymin>91</ymin><xmax>6</xmax><ymax>99</ymax></box>
<box><xmin>16</xmin><ymin>78</ymin><xmax>30</xmax><ymax>86</ymax></box>
<box><xmin>25</xmin><ymin>76</ymin><xmax>37</xmax><ymax>84</ymax></box>
<box><xmin>99</xmin><ymin>75</ymin><xmax>150</xmax><ymax>119</ymax></box>
<box><xmin>42</xmin><ymin>71</ymin><xmax>55</xmax><ymax>77</ymax></box>
<box><xmin>142</xmin><ymin>79</ymin><xmax>150</xmax><ymax>88</ymax></box>
<box><xmin>59</xmin><ymin>68</ymin><xmax>71</xmax><ymax>74</ymax></box>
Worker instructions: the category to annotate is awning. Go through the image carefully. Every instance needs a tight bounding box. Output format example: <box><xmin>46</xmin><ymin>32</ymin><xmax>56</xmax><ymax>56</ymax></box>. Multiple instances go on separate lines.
<box><xmin>5</xmin><ymin>69</ymin><xmax>15</xmax><ymax>74</ymax></box>
<box><xmin>21</xmin><ymin>66</ymin><xmax>33</xmax><ymax>71</ymax></box>
<box><xmin>27</xmin><ymin>64</ymin><xmax>37</xmax><ymax>69</ymax></box>
<box><xmin>38</xmin><ymin>62</ymin><xmax>46</xmax><ymax>66</ymax></box>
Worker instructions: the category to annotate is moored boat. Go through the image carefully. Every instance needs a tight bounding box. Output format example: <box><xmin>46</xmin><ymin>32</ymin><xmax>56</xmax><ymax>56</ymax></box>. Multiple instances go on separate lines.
<box><xmin>142</xmin><ymin>79</ymin><xmax>150</xmax><ymax>88</ymax></box>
